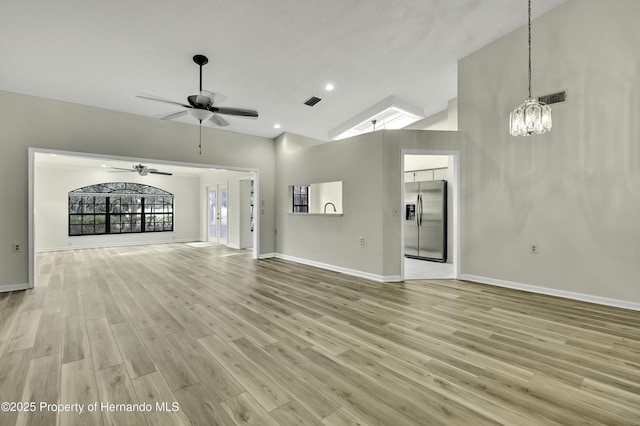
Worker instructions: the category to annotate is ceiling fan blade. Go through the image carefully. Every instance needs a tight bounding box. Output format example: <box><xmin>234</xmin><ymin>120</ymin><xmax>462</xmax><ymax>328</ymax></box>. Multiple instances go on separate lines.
<box><xmin>149</xmin><ymin>171</ymin><xmax>173</xmax><ymax>176</ymax></box>
<box><xmin>209</xmin><ymin>114</ymin><xmax>229</xmax><ymax>127</ymax></box>
<box><xmin>159</xmin><ymin>110</ymin><xmax>188</xmax><ymax>120</ymax></box>
<box><xmin>137</xmin><ymin>94</ymin><xmax>191</xmax><ymax>108</ymax></box>
<box><xmin>214</xmin><ymin>107</ymin><xmax>258</xmax><ymax>118</ymax></box>
<box><xmin>111</xmin><ymin>167</ymin><xmax>136</xmax><ymax>172</ymax></box>
<box><xmin>200</xmin><ymin>90</ymin><xmax>227</xmax><ymax>105</ymax></box>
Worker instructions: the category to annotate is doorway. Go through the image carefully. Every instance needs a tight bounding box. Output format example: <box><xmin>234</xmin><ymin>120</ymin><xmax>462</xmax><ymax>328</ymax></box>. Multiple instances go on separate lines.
<box><xmin>208</xmin><ymin>184</ymin><xmax>228</xmax><ymax>245</ymax></box>
<box><xmin>401</xmin><ymin>151</ymin><xmax>459</xmax><ymax>280</ymax></box>
<box><xmin>29</xmin><ymin>148</ymin><xmax>261</xmax><ymax>289</ymax></box>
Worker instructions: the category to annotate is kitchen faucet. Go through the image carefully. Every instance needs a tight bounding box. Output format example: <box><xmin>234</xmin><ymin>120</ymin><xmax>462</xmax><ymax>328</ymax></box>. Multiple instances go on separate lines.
<box><xmin>323</xmin><ymin>202</ymin><xmax>337</xmax><ymax>214</ymax></box>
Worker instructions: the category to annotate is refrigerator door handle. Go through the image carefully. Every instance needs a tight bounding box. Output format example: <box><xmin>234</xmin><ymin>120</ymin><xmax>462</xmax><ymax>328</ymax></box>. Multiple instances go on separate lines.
<box><xmin>418</xmin><ymin>194</ymin><xmax>423</xmax><ymax>226</ymax></box>
<box><xmin>415</xmin><ymin>195</ymin><xmax>420</xmax><ymax>226</ymax></box>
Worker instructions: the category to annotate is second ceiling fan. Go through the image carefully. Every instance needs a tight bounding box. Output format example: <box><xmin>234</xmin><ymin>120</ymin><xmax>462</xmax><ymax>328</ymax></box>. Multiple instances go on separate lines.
<box><xmin>112</xmin><ymin>163</ymin><xmax>172</xmax><ymax>176</ymax></box>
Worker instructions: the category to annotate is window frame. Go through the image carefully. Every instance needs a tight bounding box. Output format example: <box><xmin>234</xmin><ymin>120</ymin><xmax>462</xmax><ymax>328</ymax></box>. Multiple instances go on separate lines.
<box><xmin>68</xmin><ymin>183</ymin><xmax>174</xmax><ymax>237</ymax></box>
<box><xmin>292</xmin><ymin>185</ymin><xmax>309</xmax><ymax>213</ymax></box>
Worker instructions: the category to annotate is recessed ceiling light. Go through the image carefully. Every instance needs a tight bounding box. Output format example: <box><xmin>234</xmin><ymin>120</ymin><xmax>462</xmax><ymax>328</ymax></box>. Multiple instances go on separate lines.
<box><xmin>274</xmin><ymin>124</ymin><xmax>281</xmax><ymax>129</ymax></box>
<box><xmin>325</xmin><ymin>83</ymin><xmax>334</xmax><ymax>91</ymax></box>
<box><xmin>49</xmin><ymin>154</ymin><xmax>57</xmax><ymax>157</ymax></box>
<box><xmin>101</xmin><ymin>164</ymin><xmax>108</xmax><ymax>168</ymax></box>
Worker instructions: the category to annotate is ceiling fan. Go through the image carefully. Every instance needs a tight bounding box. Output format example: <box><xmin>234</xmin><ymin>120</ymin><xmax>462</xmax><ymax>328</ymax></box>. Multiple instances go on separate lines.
<box><xmin>136</xmin><ymin>54</ymin><xmax>259</xmax><ymax>154</ymax></box>
<box><xmin>111</xmin><ymin>163</ymin><xmax>172</xmax><ymax>176</ymax></box>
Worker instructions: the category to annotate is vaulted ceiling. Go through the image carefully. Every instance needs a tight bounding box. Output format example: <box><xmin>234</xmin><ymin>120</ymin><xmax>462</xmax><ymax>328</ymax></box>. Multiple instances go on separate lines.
<box><xmin>1</xmin><ymin>0</ymin><xmax>565</xmax><ymax>141</ymax></box>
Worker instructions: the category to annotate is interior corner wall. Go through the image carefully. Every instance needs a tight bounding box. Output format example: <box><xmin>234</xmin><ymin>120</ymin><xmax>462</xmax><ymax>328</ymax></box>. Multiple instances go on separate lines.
<box><xmin>382</xmin><ymin>130</ymin><xmax>464</xmax><ymax>278</ymax></box>
<box><xmin>0</xmin><ymin>90</ymin><xmax>275</xmax><ymax>290</ymax></box>
<box><xmin>405</xmin><ymin>109</ymin><xmax>449</xmax><ymax>131</ymax></box>
<box><xmin>447</xmin><ymin>98</ymin><xmax>458</xmax><ymax>131</ymax></box>
<box><xmin>458</xmin><ymin>0</ymin><xmax>640</xmax><ymax>303</ymax></box>
<box><xmin>404</xmin><ymin>98</ymin><xmax>458</xmax><ymax>131</ymax></box>
<box><xmin>274</xmin><ymin>132</ymin><xmax>385</xmax><ymax>277</ymax></box>
<box><xmin>35</xmin><ymin>165</ymin><xmax>200</xmax><ymax>251</ymax></box>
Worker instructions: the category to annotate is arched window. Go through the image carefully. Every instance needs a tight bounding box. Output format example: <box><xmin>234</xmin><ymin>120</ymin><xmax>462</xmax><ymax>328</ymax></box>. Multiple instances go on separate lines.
<box><xmin>68</xmin><ymin>182</ymin><xmax>174</xmax><ymax>236</ymax></box>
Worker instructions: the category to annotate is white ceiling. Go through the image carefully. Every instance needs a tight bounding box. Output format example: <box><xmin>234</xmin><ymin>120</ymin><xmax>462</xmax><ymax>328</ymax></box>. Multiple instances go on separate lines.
<box><xmin>1</xmin><ymin>0</ymin><xmax>565</xmax><ymax>141</ymax></box>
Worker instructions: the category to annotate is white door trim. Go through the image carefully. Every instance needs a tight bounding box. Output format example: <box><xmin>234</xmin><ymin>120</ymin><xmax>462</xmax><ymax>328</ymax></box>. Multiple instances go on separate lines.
<box><xmin>400</xmin><ymin>149</ymin><xmax>461</xmax><ymax>281</ymax></box>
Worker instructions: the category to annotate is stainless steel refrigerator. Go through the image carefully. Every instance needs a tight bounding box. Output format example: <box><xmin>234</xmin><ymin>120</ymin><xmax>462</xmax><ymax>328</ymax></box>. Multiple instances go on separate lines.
<box><xmin>404</xmin><ymin>180</ymin><xmax>447</xmax><ymax>262</ymax></box>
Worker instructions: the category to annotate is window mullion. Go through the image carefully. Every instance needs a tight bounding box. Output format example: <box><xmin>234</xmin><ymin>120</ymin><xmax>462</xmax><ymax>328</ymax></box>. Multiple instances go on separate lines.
<box><xmin>106</xmin><ymin>196</ymin><xmax>111</xmax><ymax>234</ymax></box>
<box><xmin>141</xmin><ymin>197</ymin><xmax>146</xmax><ymax>232</ymax></box>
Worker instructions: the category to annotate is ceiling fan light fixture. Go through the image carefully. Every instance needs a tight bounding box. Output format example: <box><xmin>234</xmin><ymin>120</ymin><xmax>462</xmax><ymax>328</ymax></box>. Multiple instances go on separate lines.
<box><xmin>510</xmin><ymin>0</ymin><xmax>552</xmax><ymax>136</ymax></box>
<box><xmin>188</xmin><ymin>108</ymin><xmax>214</xmax><ymax>121</ymax></box>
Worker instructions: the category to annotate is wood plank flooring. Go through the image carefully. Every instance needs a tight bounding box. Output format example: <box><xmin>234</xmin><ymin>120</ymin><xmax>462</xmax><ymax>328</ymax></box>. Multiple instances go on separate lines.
<box><xmin>1</xmin><ymin>243</ymin><xmax>639</xmax><ymax>425</ymax></box>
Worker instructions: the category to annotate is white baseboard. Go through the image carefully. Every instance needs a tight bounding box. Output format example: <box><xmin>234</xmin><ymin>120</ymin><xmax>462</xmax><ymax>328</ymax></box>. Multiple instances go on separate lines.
<box><xmin>258</xmin><ymin>252</ymin><xmax>276</xmax><ymax>259</ymax></box>
<box><xmin>460</xmin><ymin>274</ymin><xmax>640</xmax><ymax>312</ymax></box>
<box><xmin>0</xmin><ymin>283</ymin><xmax>30</xmax><ymax>293</ymax></box>
<box><xmin>271</xmin><ymin>253</ymin><xmax>401</xmax><ymax>283</ymax></box>
<box><xmin>36</xmin><ymin>239</ymin><xmax>195</xmax><ymax>253</ymax></box>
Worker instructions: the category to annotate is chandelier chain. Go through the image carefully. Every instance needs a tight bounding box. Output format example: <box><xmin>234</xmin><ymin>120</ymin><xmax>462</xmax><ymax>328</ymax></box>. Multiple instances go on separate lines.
<box><xmin>509</xmin><ymin>0</ymin><xmax>552</xmax><ymax>136</ymax></box>
<box><xmin>528</xmin><ymin>0</ymin><xmax>532</xmax><ymax>99</ymax></box>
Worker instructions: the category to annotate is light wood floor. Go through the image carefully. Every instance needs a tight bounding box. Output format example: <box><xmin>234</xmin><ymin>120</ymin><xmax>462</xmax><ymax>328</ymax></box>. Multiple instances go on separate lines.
<box><xmin>1</xmin><ymin>244</ymin><xmax>639</xmax><ymax>425</ymax></box>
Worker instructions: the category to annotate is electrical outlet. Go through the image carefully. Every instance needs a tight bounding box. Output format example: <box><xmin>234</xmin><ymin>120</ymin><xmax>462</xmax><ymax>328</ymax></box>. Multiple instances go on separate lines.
<box><xmin>12</xmin><ymin>243</ymin><xmax>21</xmax><ymax>253</ymax></box>
<box><xmin>359</xmin><ymin>236</ymin><xmax>365</xmax><ymax>245</ymax></box>
<box><xmin>530</xmin><ymin>244</ymin><xmax>538</xmax><ymax>254</ymax></box>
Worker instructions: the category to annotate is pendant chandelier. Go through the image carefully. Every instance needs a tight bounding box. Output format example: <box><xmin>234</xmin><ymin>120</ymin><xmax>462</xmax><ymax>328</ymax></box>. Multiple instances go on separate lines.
<box><xmin>509</xmin><ymin>0</ymin><xmax>552</xmax><ymax>136</ymax></box>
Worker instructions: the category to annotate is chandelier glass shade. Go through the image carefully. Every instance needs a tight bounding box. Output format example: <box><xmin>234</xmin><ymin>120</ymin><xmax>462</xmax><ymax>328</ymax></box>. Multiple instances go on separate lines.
<box><xmin>510</xmin><ymin>97</ymin><xmax>552</xmax><ymax>136</ymax></box>
<box><xmin>509</xmin><ymin>0</ymin><xmax>552</xmax><ymax>136</ymax></box>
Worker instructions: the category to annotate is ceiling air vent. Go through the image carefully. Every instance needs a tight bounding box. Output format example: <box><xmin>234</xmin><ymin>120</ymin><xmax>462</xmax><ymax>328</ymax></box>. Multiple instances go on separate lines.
<box><xmin>539</xmin><ymin>90</ymin><xmax>567</xmax><ymax>105</ymax></box>
<box><xmin>304</xmin><ymin>96</ymin><xmax>322</xmax><ymax>107</ymax></box>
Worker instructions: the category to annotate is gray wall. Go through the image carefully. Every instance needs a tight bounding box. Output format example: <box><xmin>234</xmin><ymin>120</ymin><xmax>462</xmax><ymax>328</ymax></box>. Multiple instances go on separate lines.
<box><xmin>274</xmin><ymin>132</ymin><xmax>385</xmax><ymax>276</ymax></box>
<box><xmin>0</xmin><ymin>90</ymin><xmax>275</xmax><ymax>289</ymax></box>
<box><xmin>275</xmin><ymin>130</ymin><xmax>464</xmax><ymax>280</ymax></box>
<box><xmin>458</xmin><ymin>0</ymin><xmax>640</xmax><ymax>303</ymax></box>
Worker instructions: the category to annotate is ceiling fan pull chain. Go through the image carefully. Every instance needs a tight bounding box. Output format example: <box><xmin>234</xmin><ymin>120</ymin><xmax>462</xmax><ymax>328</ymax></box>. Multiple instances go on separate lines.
<box><xmin>199</xmin><ymin>121</ymin><xmax>202</xmax><ymax>155</ymax></box>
